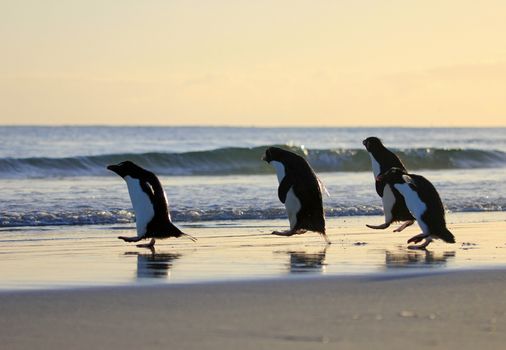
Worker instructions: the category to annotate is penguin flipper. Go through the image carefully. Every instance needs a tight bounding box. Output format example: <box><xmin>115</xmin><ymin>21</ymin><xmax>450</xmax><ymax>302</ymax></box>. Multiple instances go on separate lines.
<box><xmin>139</xmin><ymin>179</ymin><xmax>155</xmax><ymax>201</ymax></box>
<box><xmin>142</xmin><ymin>174</ymin><xmax>173</xmax><ymax>221</ymax></box>
<box><xmin>278</xmin><ymin>175</ymin><xmax>293</xmax><ymax>204</ymax></box>
<box><xmin>375</xmin><ymin>180</ymin><xmax>385</xmax><ymax>197</ymax></box>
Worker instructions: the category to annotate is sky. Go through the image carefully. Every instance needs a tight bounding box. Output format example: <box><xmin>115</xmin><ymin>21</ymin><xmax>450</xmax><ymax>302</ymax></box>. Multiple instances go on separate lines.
<box><xmin>1</xmin><ymin>0</ymin><xmax>505</xmax><ymax>126</ymax></box>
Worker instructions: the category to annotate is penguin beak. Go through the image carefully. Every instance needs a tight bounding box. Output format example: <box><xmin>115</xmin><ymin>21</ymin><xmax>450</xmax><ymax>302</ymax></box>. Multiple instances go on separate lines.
<box><xmin>362</xmin><ymin>140</ymin><xmax>367</xmax><ymax>147</ymax></box>
<box><xmin>107</xmin><ymin>164</ymin><xmax>120</xmax><ymax>174</ymax></box>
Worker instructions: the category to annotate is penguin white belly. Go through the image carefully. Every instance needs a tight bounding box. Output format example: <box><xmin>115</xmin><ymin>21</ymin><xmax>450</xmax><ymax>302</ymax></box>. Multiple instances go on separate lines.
<box><xmin>369</xmin><ymin>154</ymin><xmax>381</xmax><ymax>178</ymax></box>
<box><xmin>382</xmin><ymin>184</ymin><xmax>395</xmax><ymax>222</ymax></box>
<box><xmin>125</xmin><ymin>176</ymin><xmax>155</xmax><ymax>237</ymax></box>
<box><xmin>270</xmin><ymin>161</ymin><xmax>286</xmax><ymax>183</ymax></box>
<box><xmin>285</xmin><ymin>187</ymin><xmax>302</xmax><ymax>230</ymax></box>
<box><xmin>394</xmin><ymin>183</ymin><xmax>428</xmax><ymax>233</ymax></box>
<box><xmin>269</xmin><ymin>161</ymin><xmax>301</xmax><ymax>229</ymax></box>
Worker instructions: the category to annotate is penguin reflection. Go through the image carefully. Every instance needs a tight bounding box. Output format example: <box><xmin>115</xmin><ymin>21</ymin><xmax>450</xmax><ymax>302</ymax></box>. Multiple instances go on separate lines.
<box><xmin>285</xmin><ymin>247</ymin><xmax>328</xmax><ymax>274</ymax></box>
<box><xmin>385</xmin><ymin>250</ymin><xmax>455</xmax><ymax>269</ymax></box>
<box><xmin>126</xmin><ymin>251</ymin><xmax>182</xmax><ymax>279</ymax></box>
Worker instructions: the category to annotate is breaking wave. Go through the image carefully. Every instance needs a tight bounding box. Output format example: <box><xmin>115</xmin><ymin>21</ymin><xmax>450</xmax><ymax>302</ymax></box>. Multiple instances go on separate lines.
<box><xmin>1</xmin><ymin>145</ymin><xmax>505</xmax><ymax>178</ymax></box>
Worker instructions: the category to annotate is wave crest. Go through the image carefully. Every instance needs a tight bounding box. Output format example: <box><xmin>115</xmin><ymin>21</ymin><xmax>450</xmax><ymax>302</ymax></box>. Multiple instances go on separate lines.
<box><xmin>0</xmin><ymin>145</ymin><xmax>505</xmax><ymax>178</ymax></box>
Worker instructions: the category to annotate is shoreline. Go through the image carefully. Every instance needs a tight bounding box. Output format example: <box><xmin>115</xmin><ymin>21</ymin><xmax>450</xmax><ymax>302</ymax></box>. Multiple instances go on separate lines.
<box><xmin>1</xmin><ymin>209</ymin><xmax>504</xmax><ymax>231</ymax></box>
<box><xmin>1</xmin><ymin>264</ymin><xmax>505</xmax><ymax>294</ymax></box>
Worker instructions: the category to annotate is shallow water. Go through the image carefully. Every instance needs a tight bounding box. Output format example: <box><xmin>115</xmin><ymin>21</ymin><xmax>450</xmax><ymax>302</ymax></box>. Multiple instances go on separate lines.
<box><xmin>1</xmin><ymin>213</ymin><xmax>505</xmax><ymax>291</ymax></box>
<box><xmin>1</xmin><ymin>126</ymin><xmax>505</xmax><ymax>227</ymax></box>
<box><xmin>1</xmin><ymin>168</ymin><xmax>504</xmax><ymax>227</ymax></box>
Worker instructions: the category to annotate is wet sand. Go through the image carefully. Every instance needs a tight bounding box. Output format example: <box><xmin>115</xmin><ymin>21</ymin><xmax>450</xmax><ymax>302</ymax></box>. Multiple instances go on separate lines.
<box><xmin>1</xmin><ymin>214</ymin><xmax>506</xmax><ymax>348</ymax></box>
<box><xmin>0</xmin><ymin>213</ymin><xmax>506</xmax><ymax>289</ymax></box>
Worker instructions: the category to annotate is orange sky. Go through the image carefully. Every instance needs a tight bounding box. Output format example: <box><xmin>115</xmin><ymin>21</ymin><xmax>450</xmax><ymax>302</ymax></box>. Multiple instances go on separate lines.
<box><xmin>1</xmin><ymin>0</ymin><xmax>505</xmax><ymax>126</ymax></box>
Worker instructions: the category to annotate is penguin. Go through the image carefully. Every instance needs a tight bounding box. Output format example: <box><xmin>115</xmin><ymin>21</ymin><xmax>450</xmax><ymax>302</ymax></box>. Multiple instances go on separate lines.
<box><xmin>377</xmin><ymin>167</ymin><xmax>455</xmax><ymax>249</ymax></box>
<box><xmin>262</xmin><ymin>147</ymin><xmax>329</xmax><ymax>243</ymax></box>
<box><xmin>107</xmin><ymin>161</ymin><xmax>196</xmax><ymax>248</ymax></box>
<box><xmin>362</xmin><ymin>137</ymin><xmax>415</xmax><ymax>232</ymax></box>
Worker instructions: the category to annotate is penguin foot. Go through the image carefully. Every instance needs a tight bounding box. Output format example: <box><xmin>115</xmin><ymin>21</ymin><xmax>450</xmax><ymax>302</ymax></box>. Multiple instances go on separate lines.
<box><xmin>272</xmin><ymin>230</ymin><xmax>292</xmax><ymax>236</ymax></box>
<box><xmin>118</xmin><ymin>236</ymin><xmax>142</xmax><ymax>243</ymax></box>
<box><xmin>408</xmin><ymin>236</ymin><xmax>432</xmax><ymax>250</ymax></box>
<box><xmin>272</xmin><ymin>229</ymin><xmax>306</xmax><ymax>236</ymax></box>
<box><xmin>407</xmin><ymin>233</ymin><xmax>427</xmax><ymax>244</ymax></box>
<box><xmin>393</xmin><ymin>220</ymin><xmax>415</xmax><ymax>232</ymax></box>
<box><xmin>366</xmin><ymin>223</ymin><xmax>390</xmax><ymax>230</ymax></box>
<box><xmin>136</xmin><ymin>238</ymin><xmax>156</xmax><ymax>249</ymax></box>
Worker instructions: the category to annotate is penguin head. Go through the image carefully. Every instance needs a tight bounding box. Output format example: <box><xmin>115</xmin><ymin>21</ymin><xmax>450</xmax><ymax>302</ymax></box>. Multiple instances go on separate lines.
<box><xmin>376</xmin><ymin>167</ymin><xmax>408</xmax><ymax>184</ymax></box>
<box><xmin>262</xmin><ymin>147</ymin><xmax>276</xmax><ymax>163</ymax></box>
<box><xmin>362</xmin><ymin>137</ymin><xmax>384</xmax><ymax>152</ymax></box>
<box><xmin>262</xmin><ymin>147</ymin><xmax>302</xmax><ymax>165</ymax></box>
<box><xmin>107</xmin><ymin>161</ymin><xmax>145</xmax><ymax>179</ymax></box>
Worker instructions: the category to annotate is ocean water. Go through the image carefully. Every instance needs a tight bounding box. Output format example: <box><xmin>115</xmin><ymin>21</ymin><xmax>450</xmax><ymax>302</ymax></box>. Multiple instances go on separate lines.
<box><xmin>0</xmin><ymin>126</ymin><xmax>505</xmax><ymax>228</ymax></box>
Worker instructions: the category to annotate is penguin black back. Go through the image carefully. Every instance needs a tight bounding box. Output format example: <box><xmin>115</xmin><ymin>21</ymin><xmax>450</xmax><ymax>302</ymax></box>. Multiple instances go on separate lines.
<box><xmin>263</xmin><ymin>147</ymin><xmax>325</xmax><ymax>234</ymax></box>
<box><xmin>363</xmin><ymin>137</ymin><xmax>407</xmax><ymax>195</ymax></box>
<box><xmin>405</xmin><ymin>173</ymin><xmax>454</xmax><ymax>243</ymax></box>
<box><xmin>107</xmin><ymin>161</ymin><xmax>187</xmax><ymax>240</ymax></box>
<box><xmin>379</xmin><ymin>167</ymin><xmax>455</xmax><ymax>244</ymax></box>
<box><xmin>363</xmin><ymin>137</ymin><xmax>414</xmax><ymax>229</ymax></box>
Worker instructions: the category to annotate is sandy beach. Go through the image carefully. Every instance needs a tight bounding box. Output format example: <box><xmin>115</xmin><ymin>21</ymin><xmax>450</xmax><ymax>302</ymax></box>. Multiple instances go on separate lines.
<box><xmin>1</xmin><ymin>270</ymin><xmax>506</xmax><ymax>349</ymax></box>
<box><xmin>0</xmin><ymin>214</ymin><xmax>506</xmax><ymax>349</ymax></box>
